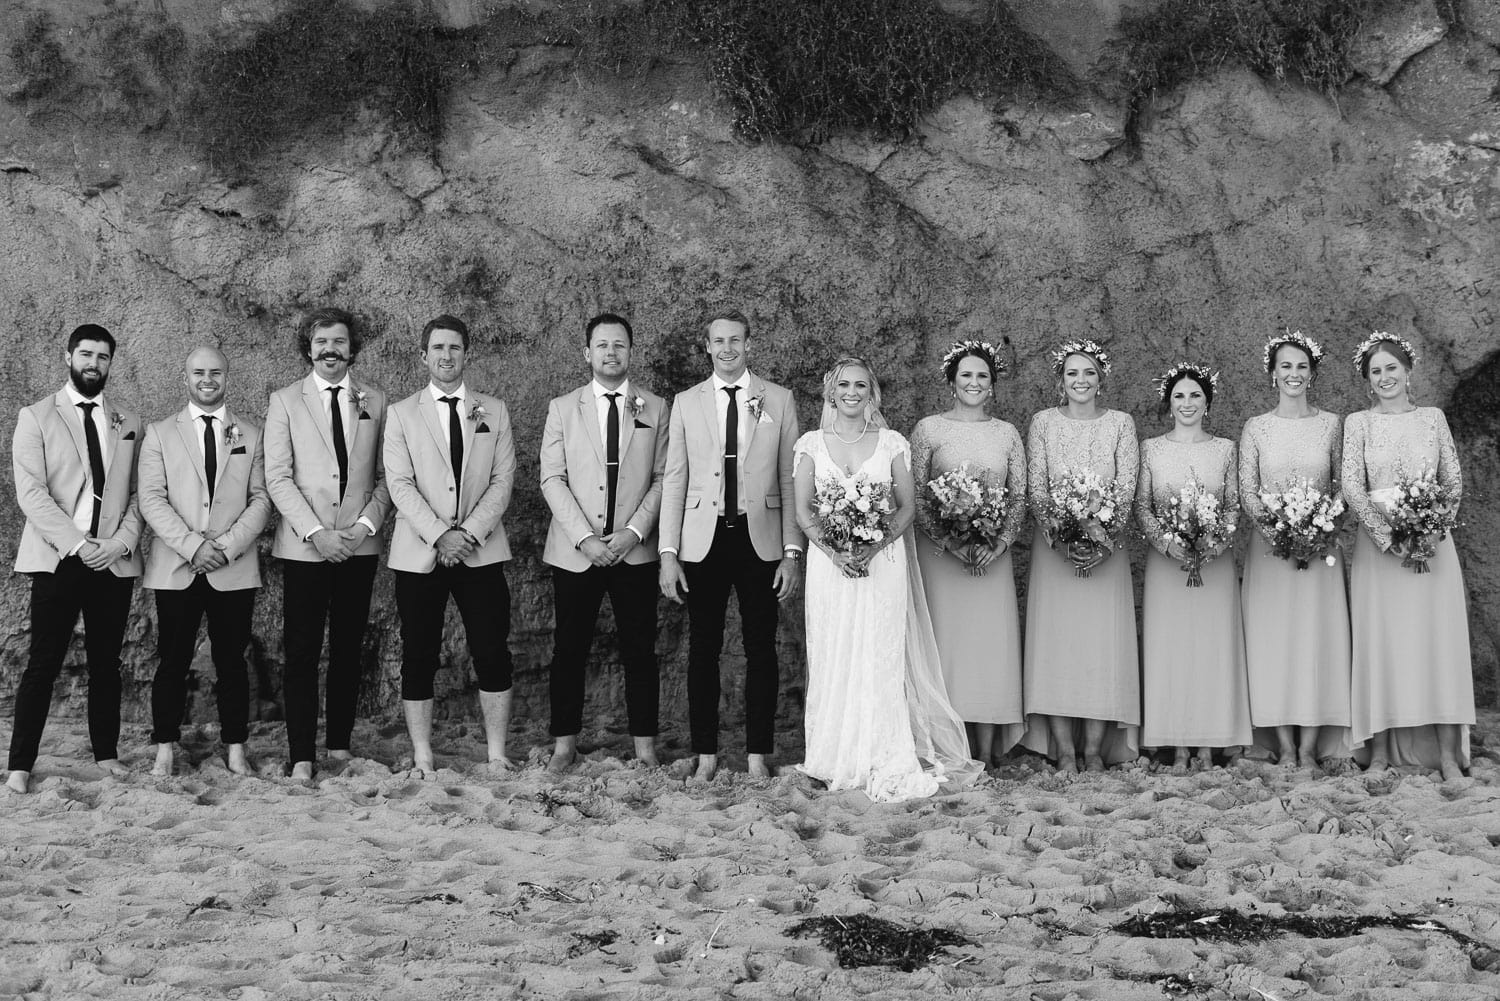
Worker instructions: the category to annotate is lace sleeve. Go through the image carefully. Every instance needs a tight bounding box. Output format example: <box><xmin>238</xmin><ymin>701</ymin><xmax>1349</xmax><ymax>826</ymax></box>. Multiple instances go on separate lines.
<box><xmin>1026</xmin><ymin>411</ymin><xmax>1049</xmax><ymax>521</ymax></box>
<box><xmin>1238</xmin><ymin>418</ymin><xmax>1268</xmax><ymax>531</ymax></box>
<box><xmin>1000</xmin><ymin>422</ymin><xmax>1028</xmax><ymax>547</ymax></box>
<box><xmin>884</xmin><ymin>428</ymin><xmax>912</xmax><ymax>472</ymax></box>
<box><xmin>909</xmin><ymin>419</ymin><xmax>938</xmax><ymax>540</ymax></box>
<box><xmin>1432</xmin><ymin>409</ymin><xmax>1463</xmax><ymax>509</ymax></box>
<box><xmin>793</xmin><ymin>430</ymin><xmax>818</xmax><ymax>478</ymax></box>
<box><xmin>1328</xmin><ymin>412</ymin><xmax>1344</xmax><ymax>497</ymax></box>
<box><xmin>1341</xmin><ymin>412</ymin><xmax>1390</xmax><ymax>550</ymax></box>
<box><xmin>1113</xmin><ymin>411</ymin><xmax>1140</xmax><ymax>542</ymax></box>
<box><xmin>1215</xmin><ymin>437</ymin><xmax>1240</xmax><ymax>557</ymax></box>
<box><xmin>1135</xmin><ymin>438</ymin><xmax>1168</xmax><ymax>555</ymax></box>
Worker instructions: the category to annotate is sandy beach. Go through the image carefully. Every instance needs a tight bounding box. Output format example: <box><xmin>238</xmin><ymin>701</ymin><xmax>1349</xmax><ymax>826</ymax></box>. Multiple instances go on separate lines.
<box><xmin>3</xmin><ymin>712</ymin><xmax>1499</xmax><ymax>1000</ymax></box>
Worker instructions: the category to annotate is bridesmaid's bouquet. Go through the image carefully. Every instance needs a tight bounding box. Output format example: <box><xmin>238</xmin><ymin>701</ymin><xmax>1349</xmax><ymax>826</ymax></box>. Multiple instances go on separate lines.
<box><xmin>1384</xmin><ymin>468</ymin><xmax>1459</xmax><ymax>574</ymax></box>
<box><xmin>925</xmin><ymin>464</ymin><xmax>1008</xmax><ymax>576</ymax></box>
<box><xmin>1157</xmin><ymin>478</ymin><xmax>1237</xmax><ymax>587</ymax></box>
<box><xmin>1255</xmin><ymin>478</ymin><xmax>1346</xmax><ymax>570</ymax></box>
<box><xmin>813</xmin><ymin>473</ymin><xmax>895</xmax><ymax>578</ymax></box>
<box><xmin>1037</xmin><ymin>467</ymin><xmax>1127</xmax><ymax>579</ymax></box>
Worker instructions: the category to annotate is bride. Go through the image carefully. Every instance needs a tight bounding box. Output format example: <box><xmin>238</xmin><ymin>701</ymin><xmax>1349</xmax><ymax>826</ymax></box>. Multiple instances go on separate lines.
<box><xmin>792</xmin><ymin>357</ymin><xmax>981</xmax><ymax>802</ymax></box>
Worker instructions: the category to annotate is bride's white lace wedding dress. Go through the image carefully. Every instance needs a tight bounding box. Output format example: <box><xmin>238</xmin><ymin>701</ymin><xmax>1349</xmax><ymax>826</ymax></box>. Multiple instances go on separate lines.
<box><xmin>794</xmin><ymin>428</ymin><xmax>979</xmax><ymax>802</ymax></box>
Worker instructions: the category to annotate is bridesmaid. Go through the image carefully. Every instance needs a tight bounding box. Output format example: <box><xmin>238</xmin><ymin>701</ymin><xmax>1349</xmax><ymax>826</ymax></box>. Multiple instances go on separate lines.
<box><xmin>911</xmin><ymin>340</ymin><xmax>1027</xmax><ymax>766</ymax></box>
<box><xmin>1136</xmin><ymin>363</ymin><xmax>1251</xmax><ymax>771</ymax></box>
<box><xmin>1239</xmin><ymin>331</ymin><xmax>1352</xmax><ymax>770</ymax></box>
<box><xmin>1343</xmin><ymin>333</ymin><xmax>1473</xmax><ymax>780</ymax></box>
<box><xmin>1020</xmin><ymin>340</ymin><xmax>1140</xmax><ymax>774</ymax></box>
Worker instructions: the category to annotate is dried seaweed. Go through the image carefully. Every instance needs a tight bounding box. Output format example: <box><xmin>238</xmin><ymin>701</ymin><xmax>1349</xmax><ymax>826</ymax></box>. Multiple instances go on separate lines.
<box><xmin>567</xmin><ymin>929</ymin><xmax>619</xmax><ymax>958</ymax></box>
<box><xmin>787</xmin><ymin>913</ymin><xmax>970</xmax><ymax>971</ymax></box>
<box><xmin>1115</xmin><ymin>908</ymin><xmax>1486</xmax><ymax>949</ymax></box>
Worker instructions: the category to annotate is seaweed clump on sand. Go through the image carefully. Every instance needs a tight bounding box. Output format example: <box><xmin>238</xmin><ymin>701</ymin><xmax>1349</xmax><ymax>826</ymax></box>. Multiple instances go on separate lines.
<box><xmin>787</xmin><ymin>913</ymin><xmax>971</xmax><ymax>971</ymax></box>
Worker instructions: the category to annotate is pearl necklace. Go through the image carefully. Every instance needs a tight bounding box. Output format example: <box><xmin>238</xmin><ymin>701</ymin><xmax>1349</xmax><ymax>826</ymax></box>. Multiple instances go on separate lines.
<box><xmin>832</xmin><ymin>420</ymin><xmax>870</xmax><ymax>444</ymax></box>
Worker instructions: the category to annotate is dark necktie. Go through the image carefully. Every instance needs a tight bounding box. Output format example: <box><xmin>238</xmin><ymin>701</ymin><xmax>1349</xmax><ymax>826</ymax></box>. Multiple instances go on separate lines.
<box><xmin>723</xmin><ymin>385</ymin><xmax>739</xmax><ymax>528</ymax></box>
<box><xmin>77</xmin><ymin>402</ymin><xmax>106</xmax><ymax>536</ymax></box>
<box><xmin>603</xmin><ymin>392</ymin><xmax>620</xmax><ymax>536</ymax></box>
<box><xmin>441</xmin><ymin>396</ymin><xmax>463</xmax><ymax>482</ymax></box>
<box><xmin>328</xmin><ymin>385</ymin><xmax>348</xmax><ymax>500</ymax></box>
<box><xmin>202</xmin><ymin>414</ymin><xmax>217</xmax><ymax>502</ymax></box>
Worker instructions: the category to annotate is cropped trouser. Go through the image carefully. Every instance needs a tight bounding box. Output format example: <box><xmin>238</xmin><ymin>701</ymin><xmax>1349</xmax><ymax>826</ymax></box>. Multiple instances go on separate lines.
<box><xmin>394</xmin><ymin>562</ymin><xmax>512</xmax><ymax>701</ymax></box>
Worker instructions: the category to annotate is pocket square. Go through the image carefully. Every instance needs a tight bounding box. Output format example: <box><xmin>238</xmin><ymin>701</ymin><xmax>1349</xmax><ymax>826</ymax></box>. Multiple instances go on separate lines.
<box><xmin>358</xmin><ymin>411</ymin><xmax>373</xmax><ymax>420</ymax></box>
<box><xmin>634</xmin><ymin>420</ymin><xmax>651</xmax><ymax>429</ymax></box>
<box><xmin>756</xmin><ymin>412</ymin><xmax>773</xmax><ymax>425</ymax></box>
<box><xmin>122</xmin><ymin>431</ymin><xmax>137</xmax><ymax>441</ymax></box>
<box><xmin>231</xmin><ymin>446</ymin><xmax>248</xmax><ymax>455</ymax></box>
<box><xmin>476</xmin><ymin>423</ymin><xmax>490</xmax><ymax>434</ymax></box>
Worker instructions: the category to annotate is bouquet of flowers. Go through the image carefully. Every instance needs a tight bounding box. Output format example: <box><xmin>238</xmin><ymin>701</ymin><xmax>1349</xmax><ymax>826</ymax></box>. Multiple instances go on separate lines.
<box><xmin>1037</xmin><ymin>467</ymin><xmax>1128</xmax><ymax>578</ymax></box>
<box><xmin>1384</xmin><ymin>467</ymin><xmax>1459</xmax><ymax>574</ymax></box>
<box><xmin>813</xmin><ymin>473</ymin><xmax>895</xmax><ymax>578</ymax></box>
<box><xmin>1157</xmin><ymin>478</ymin><xmax>1238</xmax><ymax>587</ymax></box>
<box><xmin>925</xmin><ymin>464</ymin><xmax>1009</xmax><ymax>576</ymax></box>
<box><xmin>1255</xmin><ymin>478</ymin><xmax>1346</xmax><ymax>571</ymax></box>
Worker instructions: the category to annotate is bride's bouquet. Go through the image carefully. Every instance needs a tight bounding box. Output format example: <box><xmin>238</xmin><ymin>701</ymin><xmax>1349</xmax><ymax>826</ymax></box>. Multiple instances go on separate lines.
<box><xmin>1036</xmin><ymin>467</ymin><xmax>1128</xmax><ymax>578</ymax></box>
<box><xmin>1383</xmin><ymin>467</ymin><xmax>1459</xmax><ymax>574</ymax></box>
<box><xmin>1255</xmin><ymin>478</ymin><xmax>1346</xmax><ymax>570</ymax></box>
<box><xmin>925</xmin><ymin>464</ymin><xmax>1008</xmax><ymax>576</ymax></box>
<box><xmin>813</xmin><ymin>473</ymin><xmax>895</xmax><ymax>578</ymax></box>
<box><xmin>1156</xmin><ymin>478</ymin><xmax>1238</xmax><ymax>587</ymax></box>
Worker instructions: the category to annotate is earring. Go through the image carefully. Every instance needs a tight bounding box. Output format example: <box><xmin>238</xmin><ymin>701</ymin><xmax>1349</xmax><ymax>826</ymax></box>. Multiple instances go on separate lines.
<box><xmin>950</xmin><ymin>388</ymin><xmax>957</xmax><ymax>399</ymax></box>
<box><xmin>1270</xmin><ymin>375</ymin><xmax>1277</xmax><ymax>390</ymax></box>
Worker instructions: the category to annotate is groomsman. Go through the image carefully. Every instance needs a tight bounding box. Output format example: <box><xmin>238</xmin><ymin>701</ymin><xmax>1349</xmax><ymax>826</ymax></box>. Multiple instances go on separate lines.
<box><xmin>659</xmin><ymin>310</ymin><xmax>803</xmax><ymax>780</ymax></box>
<box><xmin>7</xmin><ymin>324</ymin><xmax>143</xmax><ymax>794</ymax></box>
<box><xmin>539</xmin><ymin>313</ymin><xmax>669</xmax><ymax>772</ymax></box>
<box><xmin>139</xmin><ymin>346</ymin><xmax>272</xmax><ymax>777</ymax></box>
<box><xmin>265</xmin><ymin>307</ymin><xmax>391</xmax><ymax>780</ymax></box>
<box><xmin>384</xmin><ymin>315</ymin><xmax>516</xmax><ymax>776</ymax></box>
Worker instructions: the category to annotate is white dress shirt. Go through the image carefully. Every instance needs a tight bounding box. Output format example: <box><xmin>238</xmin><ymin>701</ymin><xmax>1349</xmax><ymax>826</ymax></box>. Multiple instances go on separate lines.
<box><xmin>427</xmin><ymin>382</ymin><xmax>468</xmax><ymax>447</ymax></box>
<box><xmin>188</xmin><ymin>404</ymin><xmax>229</xmax><ymax>460</ymax></box>
<box><xmin>305</xmin><ymin>373</ymin><xmax>376</xmax><ymax>541</ymax></box>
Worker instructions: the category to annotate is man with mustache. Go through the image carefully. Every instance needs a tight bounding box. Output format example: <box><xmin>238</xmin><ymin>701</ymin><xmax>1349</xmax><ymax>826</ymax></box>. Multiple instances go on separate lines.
<box><xmin>139</xmin><ymin>346</ymin><xmax>272</xmax><ymax>777</ymax></box>
<box><xmin>383</xmin><ymin>315</ymin><xmax>516</xmax><ymax>776</ymax></box>
<box><xmin>7</xmin><ymin>324</ymin><xmax>143</xmax><ymax>794</ymax></box>
<box><xmin>265</xmin><ymin>307</ymin><xmax>391</xmax><ymax>780</ymax></box>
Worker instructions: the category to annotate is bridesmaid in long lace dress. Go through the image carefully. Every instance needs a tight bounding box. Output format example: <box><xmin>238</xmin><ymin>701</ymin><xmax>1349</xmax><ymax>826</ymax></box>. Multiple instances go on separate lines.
<box><xmin>911</xmin><ymin>340</ymin><xmax>1027</xmax><ymax>765</ymax></box>
<box><xmin>1136</xmin><ymin>364</ymin><xmax>1251</xmax><ymax>771</ymax></box>
<box><xmin>1020</xmin><ymin>340</ymin><xmax>1140</xmax><ymax>773</ymax></box>
<box><xmin>1238</xmin><ymin>331</ymin><xmax>1352</xmax><ymax>770</ymax></box>
<box><xmin>1342</xmin><ymin>334</ymin><xmax>1473</xmax><ymax>780</ymax></box>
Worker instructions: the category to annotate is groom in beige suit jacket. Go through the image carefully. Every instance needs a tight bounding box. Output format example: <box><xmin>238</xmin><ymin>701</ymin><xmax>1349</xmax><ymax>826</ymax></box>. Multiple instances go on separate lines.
<box><xmin>7</xmin><ymin>324</ymin><xmax>143</xmax><ymax>793</ymax></box>
<box><xmin>539</xmin><ymin>313</ymin><xmax>669</xmax><ymax>772</ymax></box>
<box><xmin>138</xmin><ymin>346</ymin><xmax>272</xmax><ymax>778</ymax></box>
<box><xmin>658</xmin><ymin>310</ymin><xmax>803</xmax><ymax>781</ymax></box>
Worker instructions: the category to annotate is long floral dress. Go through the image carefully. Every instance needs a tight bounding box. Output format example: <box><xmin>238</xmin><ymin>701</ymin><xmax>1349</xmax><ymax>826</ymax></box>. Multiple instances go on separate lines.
<box><xmin>1020</xmin><ymin>407</ymin><xmax>1140</xmax><ymax>764</ymax></box>
<box><xmin>1136</xmin><ymin>435</ymin><xmax>1252</xmax><ymax>749</ymax></box>
<box><xmin>1342</xmin><ymin>408</ymin><xmax>1473</xmax><ymax>769</ymax></box>
<box><xmin>1238</xmin><ymin>411</ymin><xmax>1352</xmax><ymax>759</ymax></box>
<box><xmin>910</xmin><ymin>415</ymin><xmax>1027</xmax><ymax>753</ymax></box>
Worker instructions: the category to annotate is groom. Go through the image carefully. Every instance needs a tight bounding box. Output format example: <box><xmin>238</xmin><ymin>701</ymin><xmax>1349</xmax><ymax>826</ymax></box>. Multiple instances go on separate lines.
<box><xmin>659</xmin><ymin>310</ymin><xmax>802</xmax><ymax>780</ymax></box>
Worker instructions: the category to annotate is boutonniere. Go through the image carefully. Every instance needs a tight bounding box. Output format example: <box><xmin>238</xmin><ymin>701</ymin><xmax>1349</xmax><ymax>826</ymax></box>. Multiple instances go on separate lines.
<box><xmin>109</xmin><ymin>411</ymin><xmax>125</xmax><ymax>433</ymax></box>
<box><xmin>223</xmin><ymin>422</ymin><xmax>243</xmax><ymax>448</ymax></box>
<box><xmin>468</xmin><ymin>401</ymin><xmax>488</xmax><ymax>424</ymax></box>
<box><xmin>350</xmin><ymin>387</ymin><xmax>370</xmax><ymax>416</ymax></box>
<box><xmin>746</xmin><ymin>394</ymin><xmax>768</xmax><ymax>423</ymax></box>
<box><xmin>625</xmin><ymin>394</ymin><xmax>645</xmax><ymax>419</ymax></box>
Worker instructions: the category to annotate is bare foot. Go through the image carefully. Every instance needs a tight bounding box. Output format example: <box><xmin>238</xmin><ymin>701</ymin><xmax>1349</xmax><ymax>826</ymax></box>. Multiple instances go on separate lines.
<box><xmin>692</xmin><ymin>754</ymin><xmax>717</xmax><ymax>782</ymax></box>
<box><xmin>226</xmin><ymin>744</ymin><xmax>251</xmax><ymax>776</ymax></box>
<box><xmin>1365</xmin><ymin>754</ymin><xmax>1390</xmax><ymax>773</ymax></box>
<box><xmin>1083</xmin><ymin>754</ymin><xmax>1105</xmax><ymax>773</ymax></box>
<box><xmin>290</xmin><ymin>761</ymin><xmax>314</xmax><ymax>782</ymax></box>
<box><xmin>1055</xmin><ymin>754</ymin><xmax>1079</xmax><ymax>776</ymax></box>
<box><xmin>95</xmin><ymin>758</ymin><xmax>130</xmax><ymax>777</ymax></box>
<box><xmin>1277</xmin><ymin>745</ymin><xmax>1298</xmax><ymax>767</ymax></box>
<box><xmin>632</xmin><ymin>736</ymin><xmax>659</xmax><ymax>767</ymax></box>
<box><xmin>1439</xmin><ymin>758</ymin><xmax>1464</xmax><ymax>782</ymax></box>
<box><xmin>151</xmin><ymin>744</ymin><xmax>175</xmax><ymax>777</ymax></box>
<box><xmin>4</xmin><ymin>771</ymin><xmax>29</xmax><ymax>794</ymax></box>
<box><xmin>1296</xmin><ymin>752</ymin><xmax>1319</xmax><ymax>773</ymax></box>
<box><xmin>547</xmin><ymin>736</ymin><xmax>578</xmax><ymax>774</ymax></box>
<box><xmin>481</xmin><ymin>756</ymin><xmax>515</xmax><ymax>775</ymax></box>
<box><xmin>413</xmin><ymin>747</ymin><xmax>436</xmax><ymax>777</ymax></box>
<box><xmin>327</xmin><ymin>749</ymin><xmax>354</xmax><ymax>762</ymax></box>
<box><xmin>1171</xmin><ymin>750</ymin><xmax>1190</xmax><ymax>775</ymax></box>
<box><xmin>1191</xmin><ymin>750</ymin><xmax>1212</xmax><ymax>772</ymax></box>
<box><xmin>747</xmin><ymin>753</ymin><xmax>773</xmax><ymax>779</ymax></box>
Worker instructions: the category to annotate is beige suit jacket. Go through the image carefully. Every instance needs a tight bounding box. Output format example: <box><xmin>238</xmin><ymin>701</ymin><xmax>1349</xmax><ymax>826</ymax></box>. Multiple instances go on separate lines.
<box><xmin>12</xmin><ymin>389</ymin><xmax>144</xmax><ymax>577</ymax></box>
<box><xmin>138</xmin><ymin>408</ymin><xmax>272</xmax><ymax>591</ymax></box>
<box><xmin>383</xmin><ymin>387</ymin><xmax>514</xmax><ymax>573</ymax></box>
<box><xmin>539</xmin><ymin>384</ymin><xmax>669</xmax><ymax>572</ymax></box>
<box><xmin>265</xmin><ymin>374</ymin><xmax>392</xmax><ymax>561</ymax></box>
<box><xmin>659</xmin><ymin>373</ymin><xmax>803</xmax><ymax>563</ymax></box>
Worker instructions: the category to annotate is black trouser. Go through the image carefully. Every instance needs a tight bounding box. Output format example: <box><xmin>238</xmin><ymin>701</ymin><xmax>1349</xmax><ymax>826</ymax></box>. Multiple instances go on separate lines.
<box><xmin>151</xmin><ymin>578</ymin><xmax>256</xmax><ymax>745</ymax></box>
<box><xmin>7</xmin><ymin>557</ymin><xmax>134</xmax><ymax>772</ymax></box>
<box><xmin>684</xmin><ymin>519</ymin><xmax>781</xmax><ymax>756</ymax></box>
<box><xmin>394</xmin><ymin>562</ymin><xmax>512</xmax><ymax>700</ymax></box>
<box><xmin>549</xmin><ymin>560</ymin><xmax>659</xmax><ymax>738</ymax></box>
<box><xmin>281</xmin><ymin>555</ymin><xmax>378</xmax><ymax>762</ymax></box>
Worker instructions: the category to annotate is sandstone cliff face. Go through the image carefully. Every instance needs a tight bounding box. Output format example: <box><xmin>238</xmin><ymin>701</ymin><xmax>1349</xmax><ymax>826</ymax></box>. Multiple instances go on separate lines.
<box><xmin>1</xmin><ymin>0</ymin><xmax>1496</xmax><ymax>741</ymax></box>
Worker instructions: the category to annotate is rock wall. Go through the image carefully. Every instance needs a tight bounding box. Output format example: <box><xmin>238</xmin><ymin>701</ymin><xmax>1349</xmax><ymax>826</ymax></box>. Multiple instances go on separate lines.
<box><xmin>1</xmin><ymin>0</ymin><xmax>1497</xmax><ymax>742</ymax></box>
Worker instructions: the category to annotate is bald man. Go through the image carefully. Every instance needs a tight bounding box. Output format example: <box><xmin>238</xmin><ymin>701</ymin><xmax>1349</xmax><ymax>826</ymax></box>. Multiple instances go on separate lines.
<box><xmin>138</xmin><ymin>347</ymin><xmax>271</xmax><ymax>777</ymax></box>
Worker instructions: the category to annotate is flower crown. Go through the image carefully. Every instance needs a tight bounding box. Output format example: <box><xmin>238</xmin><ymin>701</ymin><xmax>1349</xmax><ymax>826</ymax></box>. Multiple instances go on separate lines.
<box><xmin>1262</xmin><ymin>328</ymin><xmax>1324</xmax><ymax>372</ymax></box>
<box><xmin>1351</xmin><ymin>331</ymin><xmax>1418</xmax><ymax>375</ymax></box>
<box><xmin>1051</xmin><ymin>339</ymin><xmax>1111</xmax><ymax>376</ymax></box>
<box><xmin>939</xmin><ymin>339</ymin><xmax>1007</xmax><ymax>377</ymax></box>
<box><xmin>1153</xmin><ymin>362</ymin><xmax>1219</xmax><ymax>402</ymax></box>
